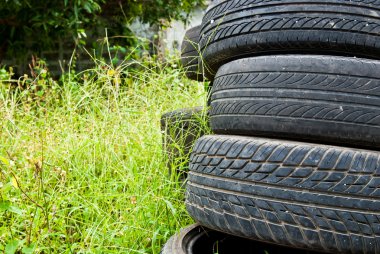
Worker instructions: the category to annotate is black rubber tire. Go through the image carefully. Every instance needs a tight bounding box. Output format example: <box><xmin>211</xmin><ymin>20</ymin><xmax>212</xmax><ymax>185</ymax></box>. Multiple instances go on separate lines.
<box><xmin>186</xmin><ymin>135</ymin><xmax>380</xmax><ymax>253</ymax></box>
<box><xmin>161</xmin><ymin>107</ymin><xmax>209</xmax><ymax>179</ymax></box>
<box><xmin>210</xmin><ymin>55</ymin><xmax>380</xmax><ymax>149</ymax></box>
<box><xmin>200</xmin><ymin>0</ymin><xmax>380</xmax><ymax>79</ymax></box>
<box><xmin>181</xmin><ymin>26</ymin><xmax>204</xmax><ymax>81</ymax></box>
<box><xmin>161</xmin><ymin>223</ymin><xmax>322</xmax><ymax>254</ymax></box>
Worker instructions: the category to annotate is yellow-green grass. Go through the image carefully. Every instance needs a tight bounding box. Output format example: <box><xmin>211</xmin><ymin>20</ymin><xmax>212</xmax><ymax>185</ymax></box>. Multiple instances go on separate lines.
<box><xmin>0</xmin><ymin>56</ymin><xmax>208</xmax><ymax>253</ymax></box>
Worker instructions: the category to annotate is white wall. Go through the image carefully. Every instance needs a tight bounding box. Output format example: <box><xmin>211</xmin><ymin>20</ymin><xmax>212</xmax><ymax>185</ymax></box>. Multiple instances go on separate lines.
<box><xmin>129</xmin><ymin>3</ymin><xmax>212</xmax><ymax>55</ymax></box>
<box><xmin>159</xmin><ymin>6</ymin><xmax>206</xmax><ymax>55</ymax></box>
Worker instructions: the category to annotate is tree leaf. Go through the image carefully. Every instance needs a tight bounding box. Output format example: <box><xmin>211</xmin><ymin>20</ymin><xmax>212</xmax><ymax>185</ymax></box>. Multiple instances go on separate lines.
<box><xmin>11</xmin><ymin>177</ymin><xmax>19</xmax><ymax>189</ymax></box>
<box><xmin>22</xmin><ymin>243</ymin><xmax>36</xmax><ymax>254</ymax></box>
<box><xmin>5</xmin><ymin>240</ymin><xmax>19</xmax><ymax>254</ymax></box>
<box><xmin>0</xmin><ymin>200</ymin><xmax>11</xmax><ymax>212</ymax></box>
<box><xmin>8</xmin><ymin>205</ymin><xmax>23</xmax><ymax>215</ymax></box>
<box><xmin>0</xmin><ymin>156</ymin><xmax>10</xmax><ymax>167</ymax></box>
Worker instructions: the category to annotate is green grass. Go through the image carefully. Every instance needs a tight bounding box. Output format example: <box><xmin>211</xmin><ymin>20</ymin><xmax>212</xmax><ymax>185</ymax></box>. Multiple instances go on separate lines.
<box><xmin>0</xmin><ymin>55</ymin><xmax>208</xmax><ymax>253</ymax></box>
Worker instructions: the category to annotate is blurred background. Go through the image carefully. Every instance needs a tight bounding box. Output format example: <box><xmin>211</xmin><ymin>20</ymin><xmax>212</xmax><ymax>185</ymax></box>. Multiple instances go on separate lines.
<box><xmin>0</xmin><ymin>0</ymin><xmax>208</xmax><ymax>77</ymax></box>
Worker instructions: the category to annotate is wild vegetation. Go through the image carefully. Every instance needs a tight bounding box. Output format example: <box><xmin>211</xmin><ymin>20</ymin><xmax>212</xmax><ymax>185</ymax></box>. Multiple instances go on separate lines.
<box><xmin>0</xmin><ymin>0</ymin><xmax>204</xmax><ymax>60</ymax></box>
<box><xmin>0</xmin><ymin>51</ymin><xmax>209</xmax><ymax>253</ymax></box>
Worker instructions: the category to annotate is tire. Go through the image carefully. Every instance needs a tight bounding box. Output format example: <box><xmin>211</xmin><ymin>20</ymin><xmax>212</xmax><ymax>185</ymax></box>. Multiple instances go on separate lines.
<box><xmin>181</xmin><ymin>26</ymin><xmax>204</xmax><ymax>81</ymax></box>
<box><xmin>161</xmin><ymin>107</ymin><xmax>209</xmax><ymax>179</ymax></box>
<box><xmin>161</xmin><ymin>224</ymin><xmax>218</xmax><ymax>254</ymax></box>
<box><xmin>200</xmin><ymin>0</ymin><xmax>380</xmax><ymax>79</ymax></box>
<box><xmin>161</xmin><ymin>224</ymin><xmax>200</xmax><ymax>254</ymax></box>
<box><xmin>210</xmin><ymin>55</ymin><xmax>380</xmax><ymax>149</ymax></box>
<box><xmin>186</xmin><ymin>135</ymin><xmax>380</xmax><ymax>253</ymax></box>
<box><xmin>161</xmin><ymin>223</ymin><xmax>321</xmax><ymax>254</ymax></box>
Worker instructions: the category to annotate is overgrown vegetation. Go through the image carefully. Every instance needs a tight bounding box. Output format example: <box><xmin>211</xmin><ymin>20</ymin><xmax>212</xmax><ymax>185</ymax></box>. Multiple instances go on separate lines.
<box><xmin>0</xmin><ymin>0</ymin><xmax>204</xmax><ymax>60</ymax></box>
<box><xmin>0</xmin><ymin>52</ymin><xmax>209</xmax><ymax>252</ymax></box>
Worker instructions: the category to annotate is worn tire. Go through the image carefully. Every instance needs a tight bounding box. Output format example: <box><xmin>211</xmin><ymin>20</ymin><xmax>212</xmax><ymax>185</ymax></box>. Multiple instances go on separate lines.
<box><xmin>181</xmin><ymin>26</ymin><xmax>204</xmax><ymax>81</ymax></box>
<box><xmin>200</xmin><ymin>0</ymin><xmax>380</xmax><ymax>78</ymax></box>
<box><xmin>210</xmin><ymin>55</ymin><xmax>380</xmax><ymax>149</ymax></box>
<box><xmin>186</xmin><ymin>135</ymin><xmax>380</xmax><ymax>253</ymax></box>
<box><xmin>161</xmin><ymin>223</ymin><xmax>321</xmax><ymax>254</ymax></box>
<box><xmin>161</xmin><ymin>224</ymin><xmax>201</xmax><ymax>254</ymax></box>
<box><xmin>161</xmin><ymin>107</ymin><xmax>209</xmax><ymax>179</ymax></box>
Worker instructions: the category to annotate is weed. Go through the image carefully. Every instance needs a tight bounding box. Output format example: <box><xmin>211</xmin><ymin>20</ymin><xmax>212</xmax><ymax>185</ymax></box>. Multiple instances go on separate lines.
<box><xmin>0</xmin><ymin>52</ymin><xmax>208</xmax><ymax>253</ymax></box>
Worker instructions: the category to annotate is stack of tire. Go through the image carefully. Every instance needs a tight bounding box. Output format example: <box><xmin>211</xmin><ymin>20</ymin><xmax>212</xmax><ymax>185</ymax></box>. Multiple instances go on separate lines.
<box><xmin>164</xmin><ymin>0</ymin><xmax>380</xmax><ymax>253</ymax></box>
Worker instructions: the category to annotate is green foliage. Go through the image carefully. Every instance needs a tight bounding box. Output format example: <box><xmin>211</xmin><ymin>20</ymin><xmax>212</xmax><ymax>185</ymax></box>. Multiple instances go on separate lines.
<box><xmin>0</xmin><ymin>53</ymin><xmax>209</xmax><ymax>252</ymax></box>
<box><xmin>0</xmin><ymin>0</ymin><xmax>204</xmax><ymax>60</ymax></box>
<box><xmin>0</xmin><ymin>66</ymin><xmax>14</xmax><ymax>80</ymax></box>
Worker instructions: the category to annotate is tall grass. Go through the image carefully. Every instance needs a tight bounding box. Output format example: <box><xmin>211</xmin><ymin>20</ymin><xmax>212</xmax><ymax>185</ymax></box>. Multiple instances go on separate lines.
<box><xmin>0</xmin><ymin>54</ymin><xmax>208</xmax><ymax>253</ymax></box>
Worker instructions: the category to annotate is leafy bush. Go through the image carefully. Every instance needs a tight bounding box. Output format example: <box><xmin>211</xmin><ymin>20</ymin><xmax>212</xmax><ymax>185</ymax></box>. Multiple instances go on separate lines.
<box><xmin>0</xmin><ymin>0</ymin><xmax>204</xmax><ymax>60</ymax></box>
